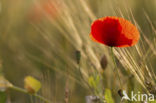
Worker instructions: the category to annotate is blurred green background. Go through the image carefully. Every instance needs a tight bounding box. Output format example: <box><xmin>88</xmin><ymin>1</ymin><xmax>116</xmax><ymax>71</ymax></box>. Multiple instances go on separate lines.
<box><xmin>0</xmin><ymin>0</ymin><xmax>156</xmax><ymax>103</ymax></box>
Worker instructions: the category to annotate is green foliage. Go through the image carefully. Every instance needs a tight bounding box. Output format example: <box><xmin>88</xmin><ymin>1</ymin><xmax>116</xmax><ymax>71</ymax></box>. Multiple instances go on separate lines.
<box><xmin>88</xmin><ymin>76</ymin><xmax>95</xmax><ymax>88</ymax></box>
<box><xmin>0</xmin><ymin>92</ymin><xmax>7</xmax><ymax>103</ymax></box>
<box><xmin>88</xmin><ymin>75</ymin><xmax>100</xmax><ymax>90</ymax></box>
<box><xmin>24</xmin><ymin>76</ymin><xmax>41</xmax><ymax>94</ymax></box>
<box><xmin>104</xmin><ymin>89</ymin><xmax>114</xmax><ymax>103</ymax></box>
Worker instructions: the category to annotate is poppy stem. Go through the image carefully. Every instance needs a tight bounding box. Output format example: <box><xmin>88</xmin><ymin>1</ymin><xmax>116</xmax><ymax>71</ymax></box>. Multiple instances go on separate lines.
<box><xmin>110</xmin><ymin>47</ymin><xmax>122</xmax><ymax>88</ymax></box>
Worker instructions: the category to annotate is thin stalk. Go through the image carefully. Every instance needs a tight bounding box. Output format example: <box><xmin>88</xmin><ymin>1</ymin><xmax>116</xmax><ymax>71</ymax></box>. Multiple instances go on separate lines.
<box><xmin>10</xmin><ymin>86</ymin><xmax>51</xmax><ymax>103</ymax></box>
<box><xmin>110</xmin><ymin>47</ymin><xmax>122</xmax><ymax>88</ymax></box>
<box><xmin>30</xmin><ymin>95</ymin><xmax>34</xmax><ymax>103</ymax></box>
<box><xmin>78</xmin><ymin>62</ymin><xmax>84</xmax><ymax>83</ymax></box>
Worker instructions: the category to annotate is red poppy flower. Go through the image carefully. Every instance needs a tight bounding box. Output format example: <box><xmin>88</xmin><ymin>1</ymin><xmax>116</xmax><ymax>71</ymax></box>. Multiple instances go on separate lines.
<box><xmin>90</xmin><ymin>16</ymin><xmax>140</xmax><ymax>47</ymax></box>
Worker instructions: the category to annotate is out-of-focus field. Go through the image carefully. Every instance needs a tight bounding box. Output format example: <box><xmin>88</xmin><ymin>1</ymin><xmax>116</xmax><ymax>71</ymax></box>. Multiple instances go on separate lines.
<box><xmin>0</xmin><ymin>0</ymin><xmax>156</xmax><ymax>103</ymax></box>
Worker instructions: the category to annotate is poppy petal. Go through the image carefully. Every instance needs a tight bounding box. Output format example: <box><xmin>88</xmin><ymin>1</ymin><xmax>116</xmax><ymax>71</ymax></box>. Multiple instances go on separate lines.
<box><xmin>90</xmin><ymin>16</ymin><xmax>140</xmax><ymax>47</ymax></box>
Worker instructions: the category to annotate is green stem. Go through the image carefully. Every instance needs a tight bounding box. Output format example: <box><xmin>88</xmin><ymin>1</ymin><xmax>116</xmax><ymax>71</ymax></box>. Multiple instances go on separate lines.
<box><xmin>10</xmin><ymin>86</ymin><xmax>51</xmax><ymax>103</ymax></box>
<box><xmin>30</xmin><ymin>95</ymin><xmax>34</xmax><ymax>103</ymax></box>
<box><xmin>110</xmin><ymin>47</ymin><xmax>122</xmax><ymax>88</ymax></box>
<box><xmin>78</xmin><ymin>62</ymin><xmax>84</xmax><ymax>83</ymax></box>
